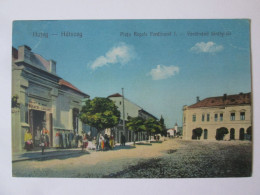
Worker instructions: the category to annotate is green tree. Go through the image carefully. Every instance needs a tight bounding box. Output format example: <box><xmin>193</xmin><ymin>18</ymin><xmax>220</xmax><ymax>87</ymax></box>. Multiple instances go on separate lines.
<box><xmin>126</xmin><ymin>117</ymin><xmax>146</xmax><ymax>145</ymax></box>
<box><xmin>79</xmin><ymin>97</ymin><xmax>120</xmax><ymax>135</ymax></box>
<box><xmin>159</xmin><ymin>115</ymin><xmax>167</xmax><ymax>136</ymax></box>
<box><xmin>145</xmin><ymin>118</ymin><xmax>162</xmax><ymax>141</ymax></box>
<box><xmin>216</xmin><ymin>127</ymin><xmax>228</xmax><ymax>140</ymax></box>
<box><xmin>192</xmin><ymin>128</ymin><xmax>203</xmax><ymax>140</ymax></box>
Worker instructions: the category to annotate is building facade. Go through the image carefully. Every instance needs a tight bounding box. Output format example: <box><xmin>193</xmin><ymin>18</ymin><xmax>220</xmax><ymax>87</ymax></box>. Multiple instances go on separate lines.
<box><xmin>182</xmin><ymin>93</ymin><xmax>252</xmax><ymax>140</ymax></box>
<box><xmin>12</xmin><ymin>45</ymin><xmax>89</xmax><ymax>153</ymax></box>
<box><xmin>108</xmin><ymin>93</ymin><xmax>157</xmax><ymax>143</ymax></box>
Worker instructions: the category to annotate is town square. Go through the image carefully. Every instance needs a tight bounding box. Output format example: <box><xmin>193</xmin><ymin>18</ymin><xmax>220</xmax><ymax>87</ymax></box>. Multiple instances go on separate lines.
<box><xmin>11</xmin><ymin>20</ymin><xmax>252</xmax><ymax>178</ymax></box>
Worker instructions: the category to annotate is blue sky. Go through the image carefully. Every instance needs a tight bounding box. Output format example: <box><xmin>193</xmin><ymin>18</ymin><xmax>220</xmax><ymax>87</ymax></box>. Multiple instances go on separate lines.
<box><xmin>12</xmin><ymin>20</ymin><xmax>251</xmax><ymax>128</ymax></box>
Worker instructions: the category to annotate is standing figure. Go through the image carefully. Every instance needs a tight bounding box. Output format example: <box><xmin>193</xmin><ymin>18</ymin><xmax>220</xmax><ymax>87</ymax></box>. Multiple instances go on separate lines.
<box><xmin>121</xmin><ymin>134</ymin><xmax>126</xmax><ymax>146</ymax></box>
<box><xmin>34</xmin><ymin>126</ymin><xmax>41</xmax><ymax>147</ymax></box>
<box><xmin>24</xmin><ymin>129</ymin><xmax>33</xmax><ymax>151</ymax></box>
<box><xmin>109</xmin><ymin>135</ymin><xmax>114</xmax><ymax>149</ymax></box>
<box><xmin>92</xmin><ymin>137</ymin><xmax>96</xmax><ymax>150</ymax></box>
<box><xmin>68</xmin><ymin>131</ymin><xmax>74</xmax><ymax>148</ymax></box>
<box><xmin>82</xmin><ymin>134</ymin><xmax>88</xmax><ymax>151</ymax></box>
<box><xmin>45</xmin><ymin>132</ymin><xmax>49</xmax><ymax>147</ymax></box>
<box><xmin>61</xmin><ymin>130</ymin><xmax>66</xmax><ymax>148</ymax></box>
<box><xmin>40</xmin><ymin>132</ymin><xmax>46</xmax><ymax>155</ymax></box>
<box><xmin>64</xmin><ymin>132</ymin><xmax>68</xmax><ymax>148</ymax></box>
<box><xmin>100</xmin><ymin>135</ymin><xmax>105</xmax><ymax>151</ymax></box>
<box><xmin>104</xmin><ymin>134</ymin><xmax>110</xmax><ymax>150</ymax></box>
<box><xmin>55</xmin><ymin>132</ymin><xmax>60</xmax><ymax>148</ymax></box>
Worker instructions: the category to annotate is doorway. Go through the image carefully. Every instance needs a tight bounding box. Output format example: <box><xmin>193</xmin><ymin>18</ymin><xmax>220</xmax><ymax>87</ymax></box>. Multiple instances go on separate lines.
<box><xmin>29</xmin><ymin>110</ymin><xmax>45</xmax><ymax>147</ymax></box>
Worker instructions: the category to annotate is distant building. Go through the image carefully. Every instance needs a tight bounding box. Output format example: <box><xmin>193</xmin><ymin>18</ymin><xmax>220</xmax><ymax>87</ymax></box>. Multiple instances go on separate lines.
<box><xmin>12</xmin><ymin>45</ymin><xmax>90</xmax><ymax>152</ymax></box>
<box><xmin>182</xmin><ymin>93</ymin><xmax>252</xmax><ymax>140</ymax></box>
<box><xmin>108</xmin><ymin>93</ymin><xmax>157</xmax><ymax>143</ymax></box>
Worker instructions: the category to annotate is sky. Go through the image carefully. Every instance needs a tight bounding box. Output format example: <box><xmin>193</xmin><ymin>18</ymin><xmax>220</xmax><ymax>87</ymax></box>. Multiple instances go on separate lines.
<box><xmin>12</xmin><ymin>20</ymin><xmax>251</xmax><ymax>128</ymax></box>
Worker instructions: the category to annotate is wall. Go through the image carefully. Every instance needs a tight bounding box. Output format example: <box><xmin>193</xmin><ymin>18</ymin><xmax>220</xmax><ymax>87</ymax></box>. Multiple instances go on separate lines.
<box><xmin>183</xmin><ymin>105</ymin><xmax>252</xmax><ymax>140</ymax></box>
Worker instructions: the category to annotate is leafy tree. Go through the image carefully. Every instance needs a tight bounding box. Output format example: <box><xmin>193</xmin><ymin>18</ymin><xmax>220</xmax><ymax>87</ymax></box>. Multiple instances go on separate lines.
<box><xmin>145</xmin><ymin>118</ymin><xmax>162</xmax><ymax>141</ymax></box>
<box><xmin>247</xmin><ymin>126</ymin><xmax>252</xmax><ymax>141</ymax></box>
<box><xmin>126</xmin><ymin>117</ymin><xmax>146</xmax><ymax>145</ymax></box>
<box><xmin>192</xmin><ymin>128</ymin><xmax>203</xmax><ymax>140</ymax></box>
<box><xmin>216</xmin><ymin>127</ymin><xmax>228</xmax><ymax>140</ymax></box>
<box><xmin>79</xmin><ymin>97</ymin><xmax>120</xmax><ymax>135</ymax></box>
<box><xmin>159</xmin><ymin>115</ymin><xmax>167</xmax><ymax>136</ymax></box>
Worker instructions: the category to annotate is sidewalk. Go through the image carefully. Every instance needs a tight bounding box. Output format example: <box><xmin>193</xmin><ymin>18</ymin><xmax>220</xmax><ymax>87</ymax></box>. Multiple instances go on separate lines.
<box><xmin>12</xmin><ymin>147</ymin><xmax>84</xmax><ymax>162</ymax></box>
<box><xmin>12</xmin><ymin>140</ymin><xmax>152</xmax><ymax>163</ymax></box>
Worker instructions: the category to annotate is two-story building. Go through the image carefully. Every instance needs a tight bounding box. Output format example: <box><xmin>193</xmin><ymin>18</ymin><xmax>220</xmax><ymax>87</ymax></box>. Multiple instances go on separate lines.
<box><xmin>182</xmin><ymin>93</ymin><xmax>252</xmax><ymax>140</ymax></box>
<box><xmin>108</xmin><ymin>93</ymin><xmax>157</xmax><ymax>143</ymax></box>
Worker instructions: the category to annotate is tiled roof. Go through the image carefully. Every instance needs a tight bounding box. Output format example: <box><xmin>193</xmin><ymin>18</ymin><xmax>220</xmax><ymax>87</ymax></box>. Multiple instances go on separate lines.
<box><xmin>59</xmin><ymin>79</ymin><xmax>89</xmax><ymax>97</ymax></box>
<box><xmin>108</xmin><ymin>93</ymin><xmax>122</xmax><ymax>98</ymax></box>
<box><xmin>188</xmin><ymin>92</ymin><xmax>251</xmax><ymax>108</ymax></box>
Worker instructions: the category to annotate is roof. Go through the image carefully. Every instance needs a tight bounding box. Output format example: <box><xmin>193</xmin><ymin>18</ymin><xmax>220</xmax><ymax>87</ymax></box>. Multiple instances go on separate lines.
<box><xmin>59</xmin><ymin>79</ymin><xmax>89</xmax><ymax>97</ymax></box>
<box><xmin>108</xmin><ymin>93</ymin><xmax>122</xmax><ymax>98</ymax></box>
<box><xmin>188</xmin><ymin>92</ymin><xmax>251</xmax><ymax>108</ymax></box>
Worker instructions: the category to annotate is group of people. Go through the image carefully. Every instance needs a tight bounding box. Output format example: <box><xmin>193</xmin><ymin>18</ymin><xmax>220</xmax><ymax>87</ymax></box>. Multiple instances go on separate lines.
<box><xmin>55</xmin><ymin>130</ymin><xmax>79</xmax><ymax>149</ymax></box>
<box><xmin>24</xmin><ymin>127</ymin><xmax>50</xmax><ymax>153</ymax></box>
<box><xmin>24</xmin><ymin>128</ymin><xmax>129</xmax><ymax>153</ymax></box>
<box><xmin>94</xmin><ymin>134</ymin><xmax>115</xmax><ymax>151</ymax></box>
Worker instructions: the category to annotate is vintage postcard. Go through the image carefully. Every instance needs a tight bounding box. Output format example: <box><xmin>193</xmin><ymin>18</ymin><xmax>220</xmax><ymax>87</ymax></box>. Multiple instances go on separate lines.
<box><xmin>12</xmin><ymin>19</ymin><xmax>252</xmax><ymax>178</ymax></box>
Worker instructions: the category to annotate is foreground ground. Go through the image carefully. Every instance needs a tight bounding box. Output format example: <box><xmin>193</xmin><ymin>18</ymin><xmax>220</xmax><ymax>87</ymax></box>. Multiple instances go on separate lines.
<box><xmin>12</xmin><ymin>139</ymin><xmax>252</xmax><ymax>178</ymax></box>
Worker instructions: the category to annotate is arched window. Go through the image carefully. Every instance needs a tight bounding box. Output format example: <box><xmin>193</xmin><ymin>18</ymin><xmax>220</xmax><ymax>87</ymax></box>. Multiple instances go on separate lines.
<box><xmin>239</xmin><ymin>128</ymin><xmax>245</xmax><ymax>140</ymax></box>
<box><xmin>204</xmin><ymin>129</ymin><xmax>208</xmax><ymax>139</ymax></box>
<box><xmin>230</xmin><ymin>128</ymin><xmax>235</xmax><ymax>140</ymax></box>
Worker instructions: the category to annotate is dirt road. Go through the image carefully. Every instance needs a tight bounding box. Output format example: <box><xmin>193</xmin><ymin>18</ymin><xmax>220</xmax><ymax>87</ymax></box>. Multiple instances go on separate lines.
<box><xmin>12</xmin><ymin>139</ymin><xmax>252</xmax><ymax>178</ymax></box>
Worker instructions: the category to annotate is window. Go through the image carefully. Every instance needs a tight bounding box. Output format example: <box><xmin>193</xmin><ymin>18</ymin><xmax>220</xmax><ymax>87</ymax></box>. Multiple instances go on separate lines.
<box><xmin>220</xmin><ymin>113</ymin><xmax>223</xmax><ymax>121</ymax></box>
<box><xmin>120</xmin><ymin>101</ymin><xmax>122</xmax><ymax>105</ymax></box>
<box><xmin>230</xmin><ymin>113</ymin><xmax>235</xmax><ymax>121</ymax></box>
<box><xmin>202</xmin><ymin>114</ymin><xmax>205</xmax><ymax>122</ymax></box>
<box><xmin>207</xmin><ymin>114</ymin><xmax>210</xmax><ymax>121</ymax></box>
<box><xmin>192</xmin><ymin>114</ymin><xmax>196</xmax><ymax>122</ymax></box>
<box><xmin>240</xmin><ymin>112</ymin><xmax>245</xmax><ymax>120</ymax></box>
<box><xmin>214</xmin><ymin>114</ymin><xmax>218</xmax><ymax>121</ymax></box>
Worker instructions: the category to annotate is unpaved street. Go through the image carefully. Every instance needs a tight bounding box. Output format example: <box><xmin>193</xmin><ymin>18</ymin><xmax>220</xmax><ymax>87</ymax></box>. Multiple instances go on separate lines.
<box><xmin>12</xmin><ymin>139</ymin><xmax>252</xmax><ymax>178</ymax></box>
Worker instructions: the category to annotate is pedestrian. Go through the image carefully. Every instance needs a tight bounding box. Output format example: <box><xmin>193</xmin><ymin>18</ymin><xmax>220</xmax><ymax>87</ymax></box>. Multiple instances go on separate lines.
<box><xmin>92</xmin><ymin>137</ymin><xmax>96</xmax><ymax>150</ymax></box>
<box><xmin>109</xmin><ymin>135</ymin><xmax>114</xmax><ymax>149</ymax></box>
<box><xmin>82</xmin><ymin>134</ymin><xmax>88</xmax><ymax>151</ymax></box>
<box><xmin>100</xmin><ymin>135</ymin><xmax>105</xmax><ymax>151</ymax></box>
<box><xmin>96</xmin><ymin>134</ymin><xmax>100</xmax><ymax>151</ymax></box>
<box><xmin>74</xmin><ymin>133</ymin><xmax>79</xmax><ymax>148</ymax></box>
<box><xmin>55</xmin><ymin>131</ymin><xmax>60</xmax><ymax>148</ymax></box>
<box><xmin>40</xmin><ymin>131</ymin><xmax>46</xmax><ymax>155</ymax></box>
<box><xmin>45</xmin><ymin>131</ymin><xmax>49</xmax><ymax>147</ymax></box>
<box><xmin>104</xmin><ymin>134</ymin><xmax>110</xmax><ymax>150</ymax></box>
<box><xmin>68</xmin><ymin>131</ymin><xmax>74</xmax><ymax>148</ymax></box>
<box><xmin>24</xmin><ymin>129</ymin><xmax>33</xmax><ymax>151</ymax></box>
<box><xmin>121</xmin><ymin>134</ymin><xmax>126</xmax><ymax>146</ymax></box>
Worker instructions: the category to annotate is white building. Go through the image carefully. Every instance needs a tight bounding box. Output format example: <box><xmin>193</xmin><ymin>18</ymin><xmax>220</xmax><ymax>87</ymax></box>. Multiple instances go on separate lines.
<box><xmin>12</xmin><ymin>45</ymin><xmax>90</xmax><ymax>153</ymax></box>
<box><xmin>108</xmin><ymin>93</ymin><xmax>157</xmax><ymax>143</ymax></box>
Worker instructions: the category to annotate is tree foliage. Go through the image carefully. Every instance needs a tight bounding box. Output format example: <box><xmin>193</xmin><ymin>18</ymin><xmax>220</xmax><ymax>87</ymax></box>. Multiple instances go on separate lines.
<box><xmin>79</xmin><ymin>97</ymin><xmax>120</xmax><ymax>133</ymax></box>
<box><xmin>159</xmin><ymin>116</ymin><xmax>167</xmax><ymax>136</ymax></box>
<box><xmin>192</xmin><ymin>128</ymin><xmax>203</xmax><ymax>140</ymax></box>
<box><xmin>216</xmin><ymin>127</ymin><xmax>228</xmax><ymax>140</ymax></box>
<box><xmin>145</xmin><ymin>118</ymin><xmax>163</xmax><ymax>136</ymax></box>
<box><xmin>126</xmin><ymin>117</ymin><xmax>146</xmax><ymax>145</ymax></box>
<box><xmin>126</xmin><ymin>117</ymin><xmax>146</xmax><ymax>133</ymax></box>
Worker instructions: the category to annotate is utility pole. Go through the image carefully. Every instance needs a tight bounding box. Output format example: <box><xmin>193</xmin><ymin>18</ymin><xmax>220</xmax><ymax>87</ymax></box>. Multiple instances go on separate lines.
<box><xmin>122</xmin><ymin>88</ymin><xmax>126</xmax><ymax>137</ymax></box>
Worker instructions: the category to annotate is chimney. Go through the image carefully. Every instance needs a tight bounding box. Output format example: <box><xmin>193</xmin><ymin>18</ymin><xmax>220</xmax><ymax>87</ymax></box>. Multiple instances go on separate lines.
<box><xmin>223</xmin><ymin>94</ymin><xmax>227</xmax><ymax>101</ymax></box>
<box><xmin>18</xmin><ymin>45</ymin><xmax>31</xmax><ymax>63</ymax></box>
<box><xmin>196</xmin><ymin>96</ymin><xmax>200</xmax><ymax>103</ymax></box>
<box><xmin>49</xmin><ymin>59</ymin><xmax>56</xmax><ymax>74</ymax></box>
